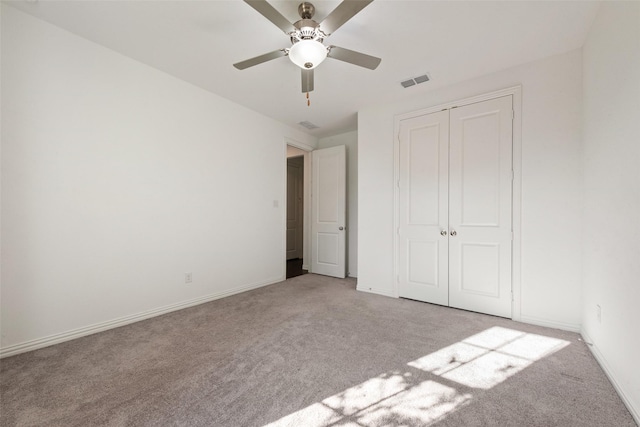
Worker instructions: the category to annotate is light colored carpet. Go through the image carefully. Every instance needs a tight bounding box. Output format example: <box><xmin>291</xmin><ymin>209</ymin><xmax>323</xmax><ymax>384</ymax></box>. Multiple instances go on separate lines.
<box><xmin>0</xmin><ymin>274</ymin><xmax>635</xmax><ymax>426</ymax></box>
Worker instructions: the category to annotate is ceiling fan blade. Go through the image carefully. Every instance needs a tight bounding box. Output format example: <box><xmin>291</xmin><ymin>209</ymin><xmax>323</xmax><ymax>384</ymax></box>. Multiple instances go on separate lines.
<box><xmin>327</xmin><ymin>46</ymin><xmax>381</xmax><ymax>70</ymax></box>
<box><xmin>233</xmin><ymin>49</ymin><xmax>287</xmax><ymax>70</ymax></box>
<box><xmin>244</xmin><ymin>0</ymin><xmax>294</xmax><ymax>34</ymax></box>
<box><xmin>320</xmin><ymin>0</ymin><xmax>373</xmax><ymax>36</ymax></box>
<box><xmin>302</xmin><ymin>69</ymin><xmax>314</xmax><ymax>93</ymax></box>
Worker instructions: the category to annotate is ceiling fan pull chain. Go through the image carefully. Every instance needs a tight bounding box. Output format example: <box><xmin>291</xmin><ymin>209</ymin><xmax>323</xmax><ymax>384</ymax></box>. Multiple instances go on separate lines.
<box><xmin>306</xmin><ymin>92</ymin><xmax>311</xmax><ymax>107</ymax></box>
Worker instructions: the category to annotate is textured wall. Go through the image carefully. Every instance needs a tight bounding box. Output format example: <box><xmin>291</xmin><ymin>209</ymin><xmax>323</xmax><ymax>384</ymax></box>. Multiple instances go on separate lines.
<box><xmin>1</xmin><ymin>5</ymin><xmax>317</xmax><ymax>353</ymax></box>
<box><xmin>358</xmin><ymin>50</ymin><xmax>584</xmax><ymax>330</ymax></box>
<box><xmin>581</xmin><ymin>2</ymin><xmax>640</xmax><ymax>422</ymax></box>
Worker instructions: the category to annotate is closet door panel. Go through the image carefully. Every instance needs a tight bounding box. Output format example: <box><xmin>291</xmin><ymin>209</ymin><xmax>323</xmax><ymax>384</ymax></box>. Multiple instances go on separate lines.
<box><xmin>448</xmin><ymin>96</ymin><xmax>513</xmax><ymax>318</ymax></box>
<box><xmin>397</xmin><ymin>111</ymin><xmax>449</xmax><ymax>305</ymax></box>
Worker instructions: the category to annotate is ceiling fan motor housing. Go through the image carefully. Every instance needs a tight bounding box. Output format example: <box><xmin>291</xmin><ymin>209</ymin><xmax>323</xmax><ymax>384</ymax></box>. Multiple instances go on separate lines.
<box><xmin>291</xmin><ymin>19</ymin><xmax>325</xmax><ymax>43</ymax></box>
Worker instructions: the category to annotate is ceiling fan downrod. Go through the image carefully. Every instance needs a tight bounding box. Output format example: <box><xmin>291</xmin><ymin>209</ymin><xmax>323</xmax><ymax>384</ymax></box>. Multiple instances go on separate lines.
<box><xmin>298</xmin><ymin>2</ymin><xmax>315</xmax><ymax>19</ymax></box>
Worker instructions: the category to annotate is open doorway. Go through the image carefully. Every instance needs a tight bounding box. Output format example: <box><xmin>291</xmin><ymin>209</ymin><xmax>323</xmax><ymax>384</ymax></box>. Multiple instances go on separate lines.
<box><xmin>286</xmin><ymin>145</ymin><xmax>309</xmax><ymax>279</ymax></box>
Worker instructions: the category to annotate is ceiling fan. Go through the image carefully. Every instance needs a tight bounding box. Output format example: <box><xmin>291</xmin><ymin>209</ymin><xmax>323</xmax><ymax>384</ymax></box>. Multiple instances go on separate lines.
<box><xmin>233</xmin><ymin>0</ymin><xmax>381</xmax><ymax>95</ymax></box>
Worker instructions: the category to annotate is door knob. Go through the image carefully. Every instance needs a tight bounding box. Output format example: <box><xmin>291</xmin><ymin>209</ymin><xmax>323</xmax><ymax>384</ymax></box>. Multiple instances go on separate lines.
<box><xmin>450</xmin><ymin>230</ymin><xmax>457</xmax><ymax>236</ymax></box>
<box><xmin>440</xmin><ymin>230</ymin><xmax>447</xmax><ymax>236</ymax></box>
<box><xmin>339</xmin><ymin>226</ymin><xmax>344</xmax><ymax>231</ymax></box>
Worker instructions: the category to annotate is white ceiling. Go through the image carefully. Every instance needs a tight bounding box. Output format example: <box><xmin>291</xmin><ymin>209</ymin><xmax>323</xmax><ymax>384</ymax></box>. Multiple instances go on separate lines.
<box><xmin>6</xmin><ymin>0</ymin><xmax>600</xmax><ymax>138</ymax></box>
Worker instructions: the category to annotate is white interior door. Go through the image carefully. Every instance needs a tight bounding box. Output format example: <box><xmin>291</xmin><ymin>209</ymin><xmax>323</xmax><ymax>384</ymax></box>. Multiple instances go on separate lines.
<box><xmin>311</xmin><ymin>145</ymin><xmax>346</xmax><ymax>278</ymax></box>
<box><xmin>448</xmin><ymin>96</ymin><xmax>513</xmax><ymax>317</ymax></box>
<box><xmin>286</xmin><ymin>157</ymin><xmax>303</xmax><ymax>260</ymax></box>
<box><xmin>398</xmin><ymin>111</ymin><xmax>450</xmax><ymax>305</ymax></box>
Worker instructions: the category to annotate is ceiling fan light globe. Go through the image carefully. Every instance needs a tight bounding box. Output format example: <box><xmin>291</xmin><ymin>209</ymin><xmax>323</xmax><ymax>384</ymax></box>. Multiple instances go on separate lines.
<box><xmin>289</xmin><ymin>40</ymin><xmax>327</xmax><ymax>70</ymax></box>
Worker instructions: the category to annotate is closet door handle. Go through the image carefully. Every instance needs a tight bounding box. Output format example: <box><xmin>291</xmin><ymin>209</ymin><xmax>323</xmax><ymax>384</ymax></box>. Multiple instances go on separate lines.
<box><xmin>450</xmin><ymin>230</ymin><xmax>457</xmax><ymax>236</ymax></box>
<box><xmin>440</xmin><ymin>230</ymin><xmax>448</xmax><ymax>236</ymax></box>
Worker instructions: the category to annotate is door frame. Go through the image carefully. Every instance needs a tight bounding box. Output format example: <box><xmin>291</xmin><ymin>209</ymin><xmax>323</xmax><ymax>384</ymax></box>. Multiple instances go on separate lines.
<box><xmin>286</xmin><ymin>156</ymin><xmax>304</xmax><ymax>260</ymax></box>
<box><xmin>283</xmin><ymin>138</ymin><xmax>314</xmax><ymax>279</ymax></box>
<box><xmin>392</xmin><ymin>86</ymin><xmax>523</xmax><ymax>321</ymax></box>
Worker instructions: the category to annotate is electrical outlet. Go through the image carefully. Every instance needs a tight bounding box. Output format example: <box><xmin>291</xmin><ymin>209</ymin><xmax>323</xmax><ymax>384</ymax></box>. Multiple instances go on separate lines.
<box><xmin>185</xmin><ymin>273</ymin><xmax>192</xmax><ymax>284</ymax></box>
<box><xmin>596</xmin><ymin>304</ymin><xmax>601</xmax><ymax>323</ymax></box>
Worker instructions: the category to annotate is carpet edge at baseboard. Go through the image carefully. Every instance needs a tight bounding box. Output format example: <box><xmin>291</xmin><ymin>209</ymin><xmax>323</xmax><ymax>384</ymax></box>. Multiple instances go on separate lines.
<box><xmin>355</xmin><ymin>285</ymin><xmax>395</xmax><ymax>298</ymax></box>
<box><xmin>581</xmin><ymin>330</ymin><xmax>640</xmax><ymax>426</ymax></box>
<box><xmin>518</xmin><ymin>315</ymin><xmax>581</xmax><ymax>333</ymax></box>
<box><xmin>0</xmin><ymin>276</ymin><xmax>284</xmax><ymax>359</ymax></box>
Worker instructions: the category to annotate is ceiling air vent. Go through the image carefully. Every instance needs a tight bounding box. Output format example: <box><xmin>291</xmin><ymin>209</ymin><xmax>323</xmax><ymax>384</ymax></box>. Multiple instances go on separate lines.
<box><xmin>400</xmin><ymin>73</ymin><xmax>430</xmax><ymax>88</ymax></box>
<box><xmin>401</xmin><ymin>79</ymin><xmax>416</xmax><ymax>88</ymax></box>
<box><xmin>298</xmin><ymin>121</ymin><xmax>319</xmax><ymax>130</ymax></box>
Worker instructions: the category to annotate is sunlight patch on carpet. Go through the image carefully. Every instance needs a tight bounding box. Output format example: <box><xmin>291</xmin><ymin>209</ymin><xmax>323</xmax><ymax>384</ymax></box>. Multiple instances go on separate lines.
<box><xmin>263</xmin><ymin>373</ymin><xmax>471</xmax><ymax>427</ymax></box>
<box><xmin>264</xmin><ymin>326</ymin><xmax>569</xmax><ymax>426</ymax></box>
<box><xmin>355</xmin><ymin>380</ymin><xmax>472</xmax><ymax>425</ymax></box>
<box><xmin>408</xmin><ymin>326</ymin><xmax>570</xmax><ymax>389</ymax></box>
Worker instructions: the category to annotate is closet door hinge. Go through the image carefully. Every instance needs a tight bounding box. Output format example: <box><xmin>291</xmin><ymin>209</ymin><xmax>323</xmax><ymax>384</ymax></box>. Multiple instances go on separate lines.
<box><xmin>512</xmin><ymin>110</ymin><xmax>515</xmax><ymax>120</ymax></box>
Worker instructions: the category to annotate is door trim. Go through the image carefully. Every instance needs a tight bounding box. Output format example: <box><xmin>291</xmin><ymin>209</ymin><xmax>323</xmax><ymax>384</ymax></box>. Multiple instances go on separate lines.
<box><xmin>286</xmin><ymin>156</ymin><xmax>304</xmax><ymax>260</ymax></box>
<box><xmin>392</xmin><ymin>86</ymin><xmax>523</xmax><ymax>321</ymax></box>
<box><xmin>283</xmin><ymin>138</ymin><xmax>313</xmax><ymax>279</ymax></box>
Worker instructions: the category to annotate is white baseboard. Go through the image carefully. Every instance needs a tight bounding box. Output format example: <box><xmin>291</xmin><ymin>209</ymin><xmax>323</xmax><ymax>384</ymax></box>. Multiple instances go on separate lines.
<box><xmin>581</xmin><ymin>330</ymin><xmax>640</xmax><ymax>425</ymax></box>
<box><xmin>0</xmin><ymin>276</ymin><xmax>283</xmax><ymax>359</ymax></box>
<box><xmin>356</xmin><ymin>285</ymin><xmax>395</xmax><ymax>298</ymax></box>
<box><xmin>518</xmin><ymin>315</ymin><xmax>581</xmax><ymax>333</ymax></box>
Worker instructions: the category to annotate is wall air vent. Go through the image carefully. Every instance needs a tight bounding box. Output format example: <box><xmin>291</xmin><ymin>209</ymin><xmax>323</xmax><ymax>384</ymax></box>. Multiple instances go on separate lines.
<box><xmin>298</xmin><ymin>121</ymin><xmax>320</xmax><ymax>130</ymax></box>
<box><xmin>400</xmin><ymin>73</ymin><xmax>430</xmax><ymax>88</ymax></box>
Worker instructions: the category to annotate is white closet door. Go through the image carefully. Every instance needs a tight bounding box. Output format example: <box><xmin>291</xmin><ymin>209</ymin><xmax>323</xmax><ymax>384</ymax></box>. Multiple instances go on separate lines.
<box><xmin>398</xmin><ymin>111</ymin><xmax>450</xmax><ymax>305</ymax></box>
<box><xmin>448</xmin><ymin>96</ymin><xmax>513</xmax><ymax>318</ymax></box>
<box><xmin>311</xmin><ymin>145</ymin><xmax>346</xmax><ymax>278</ymax></box>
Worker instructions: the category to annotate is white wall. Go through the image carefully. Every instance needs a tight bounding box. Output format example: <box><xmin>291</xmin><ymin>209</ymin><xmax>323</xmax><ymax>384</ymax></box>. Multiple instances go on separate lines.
<box><xmin>0</xmin><ymin>5</ymin><xmax>317</xmax><ymax>355</ymax></box>
<box><xmin>317</xmin><ymin>131</ymin><xmax>358</xmax><ymax>277</ymax></box>
<box><xmin>581</xmin><ymin>2</ymin><xmax>640</xmax><ymax>422</ymax></box>
<box><xmin>358</xmin><ymin>49</ymin><xmax>584</xmax><ymax>330</ymax></box>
